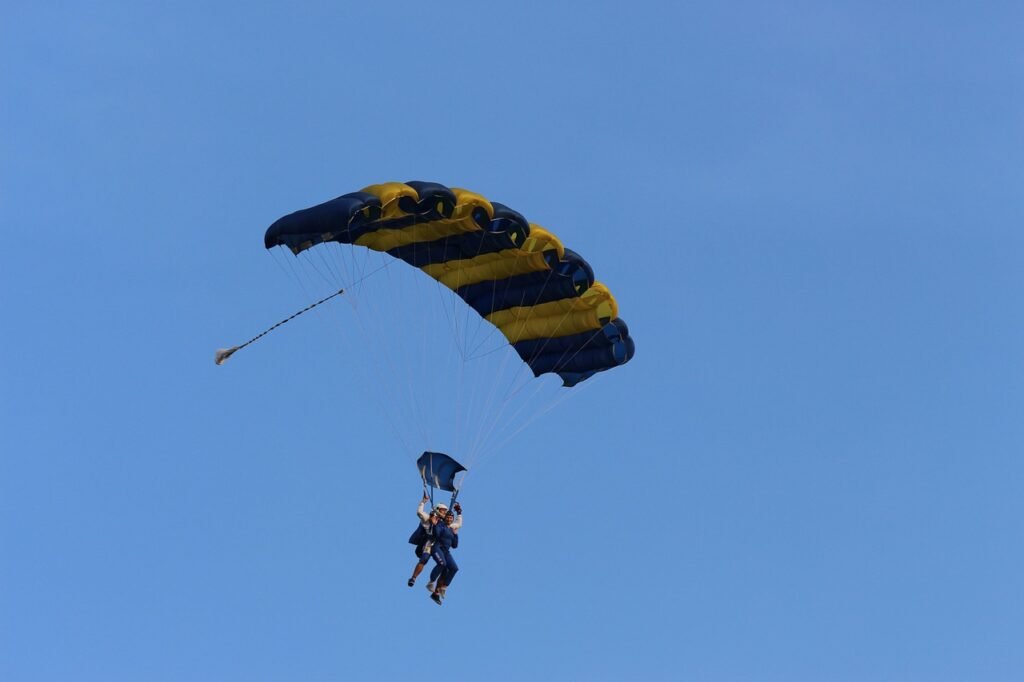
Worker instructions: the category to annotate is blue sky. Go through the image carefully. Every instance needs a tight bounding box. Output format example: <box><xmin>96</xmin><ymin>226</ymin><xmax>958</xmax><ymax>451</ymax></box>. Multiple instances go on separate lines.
<box><xmin>2</xmin><ymin>2</ymin><xmax>1023</xmax><ymax>680</ymax></box>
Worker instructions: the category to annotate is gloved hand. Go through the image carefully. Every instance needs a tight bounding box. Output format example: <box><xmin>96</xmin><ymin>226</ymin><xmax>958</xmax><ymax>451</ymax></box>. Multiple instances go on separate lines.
<box><xmin>453</xmin><ymin>502</ymin><xmax>462</xmax><ymax>514</ymax></box>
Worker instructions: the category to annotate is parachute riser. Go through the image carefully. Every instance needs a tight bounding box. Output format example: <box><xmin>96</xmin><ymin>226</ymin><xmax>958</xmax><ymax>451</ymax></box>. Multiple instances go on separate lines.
<box><xmin>421</xmin><ymin>471</ymin><xmax>433</xmax><ymax>509</ymax></box>
<box><xmin>425</xmin><ymin>486</ymin><xmax>459</xmax><ymax>514</ymax></box>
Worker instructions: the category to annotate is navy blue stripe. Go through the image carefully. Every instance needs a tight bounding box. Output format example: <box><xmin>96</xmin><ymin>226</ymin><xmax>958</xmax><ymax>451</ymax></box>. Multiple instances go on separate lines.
<box><xmin>516</xmin><ymin>319</ymin><xmax>634</xmax><ymax>384</ymax></box>
<box><xmin>385</xmin><ymin>201</ymin><xmax>531</xmax><ymax>268</ymax></box>
<box><xmin>556</xmin><ymin>334</ymin><xmax>635</xmax><ymax>386</ymax></box>
<box><xmin>455</xmin><ymin>250</ymin><xmax>595</xmax><ymax>317</ymax></box>
<box><xmin>456</xmin><ymin>270</ymin><xmax>569</xmax><ymax>317</ymax></box>
<box><xmin>264</xmin><ymin>192</ymin><xmax>378</xmax><ymax>250</ymax></box>
<box><xmin>514</xmin><ymin>319</ymin><xmax>628</xmax><ymax>358</ymax></box>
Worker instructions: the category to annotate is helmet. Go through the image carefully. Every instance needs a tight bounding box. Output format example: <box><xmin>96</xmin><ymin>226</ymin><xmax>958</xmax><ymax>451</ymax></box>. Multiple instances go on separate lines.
<box><xmin>434</xmin><ymin>503</ymin><xmax>448</xmax><ymax>515</ymax></box>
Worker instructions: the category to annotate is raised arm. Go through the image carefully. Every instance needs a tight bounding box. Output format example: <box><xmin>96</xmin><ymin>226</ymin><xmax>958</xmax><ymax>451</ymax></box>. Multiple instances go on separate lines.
<box><xmin>450</xmin><ymin>502</ymin><xmax>463</xmax><ymax>530</ymax></box>
<box><xmin>416</xmin><ymin>494</ymin><xmax>430</xmax><ymax>522</ymax></box>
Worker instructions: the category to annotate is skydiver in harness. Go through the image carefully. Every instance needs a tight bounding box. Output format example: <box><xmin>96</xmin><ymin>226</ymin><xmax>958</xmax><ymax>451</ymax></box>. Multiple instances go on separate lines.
<box><xmin>427</xmin><ymin>506</ymin><xmax>461</xmax><ymax>591</ymax></box>
<box><xmin>428</xmin><ymin>503</ymin><xmax>462</xmax><ymax>605</ymax></box>
<box><xmin>407</xmin><ymin>495</ymin><xmax>443</xmax><ymax>587</ymax></box>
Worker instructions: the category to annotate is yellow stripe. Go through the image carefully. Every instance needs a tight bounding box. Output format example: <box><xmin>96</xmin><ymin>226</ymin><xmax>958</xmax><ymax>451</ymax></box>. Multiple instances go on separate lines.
<box><xmin>486</xmin><ymin>283</ymin><xmax>618</xmax><ymax>343</ymax></box>
<box><xmin>494</xmin><ymin>309</ymin><xmax>606</xmax><ymax>344</ymax></box>
<box><xmin>422</xmin><ymin>250</ymin><xmax>550</xmax><ymax>289</ymax></box>
<box><xmin>352</xmin><ymin>185</ymin><xmax>497</xmax><ymax>252</ymax></box>
<box><xmin>416</xmin><ymin>222</ymin><xmax>567</xmax><ymax>290</ymax></box>
<box><xmin>521</xmin><ymin>224</ymin><xmax>565</xmax><ymax>260</ymax></box>
<box><xmin>450</xmin><ymin>188</ymin><xmax>494</xmax><ymax>222</ymax></box>
<box><xmin>360</xmin><ymin>182</ymin><xmax>418</xmax><ymax>219</ymax></box>
<box><xmin>354</xmin><ymin>216</ymin><xmax>480</xmax><ymax>252</ymax></box>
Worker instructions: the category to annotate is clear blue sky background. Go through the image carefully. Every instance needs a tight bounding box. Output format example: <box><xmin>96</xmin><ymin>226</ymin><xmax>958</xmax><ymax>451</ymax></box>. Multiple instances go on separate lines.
<box><xmin>2</xmin><ymin>2</ymin><xmax>1023</xmax><ymax>680</ymax></box>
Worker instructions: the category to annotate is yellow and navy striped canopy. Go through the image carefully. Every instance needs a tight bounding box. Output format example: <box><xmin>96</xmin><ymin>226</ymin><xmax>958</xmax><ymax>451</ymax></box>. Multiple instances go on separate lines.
<box><xmin>264</xmin><ymin>181</ymin><xmax>634</xmax><ymax>386</ymax></box>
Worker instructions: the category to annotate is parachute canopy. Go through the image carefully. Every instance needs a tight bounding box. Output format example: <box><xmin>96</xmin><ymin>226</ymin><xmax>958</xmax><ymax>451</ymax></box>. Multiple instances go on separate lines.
<box><xmin>265</xmin><ymin>181</ymin><xmax>635</xmax><ymax>386</ymax></box>
<box><xmin>417</xmin><ymin>451</ymin><xmax>467</xmax><ymax>492</ymax></box>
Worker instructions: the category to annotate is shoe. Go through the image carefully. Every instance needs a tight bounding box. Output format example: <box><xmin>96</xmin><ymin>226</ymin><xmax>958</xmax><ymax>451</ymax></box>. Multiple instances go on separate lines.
<box><xmin>407</xmin><ymin>577</ymin><xmax>415</xmax><ymax>587</ymax></box>
<box><xmin>431</xmin><ymin>591</ymin><xmax>443</xmax><ymax>605</ymax></box>
<box><xmin>426</xmin><ymin>581</ymin><xmax>435</xmax><ymax>593</ymax></box>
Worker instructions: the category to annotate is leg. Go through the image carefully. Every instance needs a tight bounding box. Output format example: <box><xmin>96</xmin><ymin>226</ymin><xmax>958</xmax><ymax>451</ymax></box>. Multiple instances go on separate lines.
<box><xmin>409</xmin><ymin>547</ymin><xmax>430</xmax><ymax>586</ymax></box>
<box><xmin>441</xmin><ymin>552</ymin><xmax>459</xmax><ymax>587</ymax></box>
<box><xmin>436</xmin><ymin>549</ymin><xmax>459</xmax><ymax>598</ymax></box>
<box><xmin>429</xmin><ymin>547</ymin><xmax>448</xmax><ymax>603</ymax></box>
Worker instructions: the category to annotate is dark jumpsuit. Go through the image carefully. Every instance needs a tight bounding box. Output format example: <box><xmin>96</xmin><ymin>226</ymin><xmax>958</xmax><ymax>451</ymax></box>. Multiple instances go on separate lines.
<box><xmin>429</xmin><ymin>525</ymin><xmax>459</xmax><ymax>583</ymax></box>
<box><xmin>429</xmin><ymin>521</ymin><xmax>459</xmax><ymax>586</ymax></box>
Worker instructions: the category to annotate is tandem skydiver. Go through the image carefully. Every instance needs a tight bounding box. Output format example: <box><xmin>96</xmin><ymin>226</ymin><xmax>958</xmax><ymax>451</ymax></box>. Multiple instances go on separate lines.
<box><xmin>407</xmin><ymin>494</ymin><xmax>441</xmax><ymax>587</ymax></box>
<box><xmin>427</xmin><ymin>502</ymin><xmax>461</xmax><ymax>605</ymax></box>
